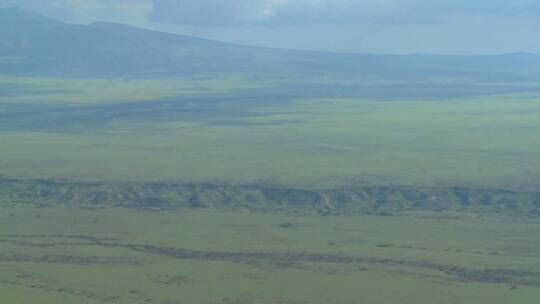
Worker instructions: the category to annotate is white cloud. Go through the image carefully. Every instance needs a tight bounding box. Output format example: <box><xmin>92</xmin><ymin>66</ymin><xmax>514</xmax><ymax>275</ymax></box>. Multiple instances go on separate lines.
<box><xmin>144</xmin><ymin>0</ymin><xmax>540</xmax><ymax>27</ymax></box>
<box><xmin>4</xmin><ymin>0</ymin><xmax>540</xmax><ymax>26</ymax></box>
<box><xmin>149</xmin><ymin>0</ymin><xmax>291</xmax><ymax>25</ymax></box>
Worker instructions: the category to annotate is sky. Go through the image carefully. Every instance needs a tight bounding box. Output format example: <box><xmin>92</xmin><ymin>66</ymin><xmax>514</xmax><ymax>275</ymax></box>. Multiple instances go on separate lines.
<box><xmin>2</xmin><ymin>0</ymin><xmax>540</xmax><ymax>54</ymax></box>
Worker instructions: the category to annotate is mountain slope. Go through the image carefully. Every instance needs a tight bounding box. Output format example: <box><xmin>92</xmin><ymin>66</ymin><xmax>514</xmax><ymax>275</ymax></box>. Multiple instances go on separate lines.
<box><xmin>0</xmin><ymin>8</ymin><xmax>268</xmax><ymax>76</ymax></box>
<box><xmin>2</xmin><ymin>7</ymin><xmax>540</xmax><ymax>80</ymax></box>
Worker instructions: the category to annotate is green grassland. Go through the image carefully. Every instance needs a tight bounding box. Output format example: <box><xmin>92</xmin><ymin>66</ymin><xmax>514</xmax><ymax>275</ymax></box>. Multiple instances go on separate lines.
<box><xmin>1</xmin><ymin>76</ymin><xmax>539</xmax><ymax>189</ymax></box>
<box><xmin>1</xmin><ymin>206</ymin><xmax>540</xmax><ymax>304</ymax></box>
<box><xmin>2</xmin><ymin>76</ymin><xmax>540</xmax><ymax>303</ymax></box>
<box><xmin>0</xmin><ymin>75</ymin><xmax>274</xmax><ymax>104</ymax></box>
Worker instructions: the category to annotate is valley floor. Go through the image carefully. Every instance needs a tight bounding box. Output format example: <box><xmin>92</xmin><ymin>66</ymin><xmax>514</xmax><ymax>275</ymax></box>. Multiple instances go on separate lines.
<box><xmin>1</xmin><ymin>206</ymin><xmax>540</xmax><ymax>304</ymax></box>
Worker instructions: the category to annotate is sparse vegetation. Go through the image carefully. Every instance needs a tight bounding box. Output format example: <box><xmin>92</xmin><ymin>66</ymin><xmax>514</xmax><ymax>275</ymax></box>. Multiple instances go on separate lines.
<box><xmin>2</xmin><ymin>207</ymin><xmax>540</xmax><ymax>303</ymax></box>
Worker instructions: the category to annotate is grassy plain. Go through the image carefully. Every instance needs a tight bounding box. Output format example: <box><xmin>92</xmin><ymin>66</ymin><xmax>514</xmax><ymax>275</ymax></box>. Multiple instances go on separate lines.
<box><xmin>1</xmin><ymin>206</ymin><xmax>540</xmax><ymax>304</ymax></box>
<box><xmin>0</xmin><ymin>75</ymin><xmax>272</xmax><ymax>104</ymax></box>
<box><xmin>2</xmin><ymin>76</ymin><xmax>540</xmax><ymax>303</ymax></box>
<box><xmin>1</xmin><ymin>76</ymin><xmax>540</xmax><ymax>189</ymax></box>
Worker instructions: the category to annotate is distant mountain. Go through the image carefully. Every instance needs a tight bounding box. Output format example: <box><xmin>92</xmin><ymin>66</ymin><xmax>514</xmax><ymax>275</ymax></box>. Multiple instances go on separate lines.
<box><xmin>2</xmin><ymin>7</ymin><xmax>540</xmax><ymax>80</ymax></box>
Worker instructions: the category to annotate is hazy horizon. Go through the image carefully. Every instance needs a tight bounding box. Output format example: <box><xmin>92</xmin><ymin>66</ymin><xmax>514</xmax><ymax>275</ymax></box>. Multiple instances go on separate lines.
<box><xmin>2</xmin><ymin>0</ymin><xmax>540</xmax><ymax>55</ymax></box>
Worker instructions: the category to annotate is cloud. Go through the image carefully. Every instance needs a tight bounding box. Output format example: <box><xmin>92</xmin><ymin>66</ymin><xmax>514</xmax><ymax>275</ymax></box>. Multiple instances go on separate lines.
<box><xmin>148</xmin><ymin>0</ymin><xmax>540</xmax><ymax>26</ymax></box>
<box><xmin>3</xmin><ymin>0</ymin><xmax>540</xmax><ymax>26</ymax></box>
<box><xmin>143</xmin><ymin>0</ymin><xmax>540</xmax><ymax>54</ymax></box>
<box><xmin>148</xmin><ymin>0</ymin><xmax>388</xmax><ymax>25</ymax></box>
<box><xmin>149</xmin><ymin>0</ymin><xmax>287</xmax><ymax>25</ymax></box>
